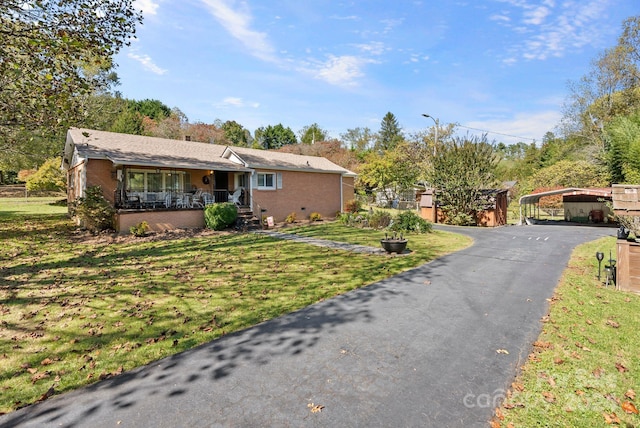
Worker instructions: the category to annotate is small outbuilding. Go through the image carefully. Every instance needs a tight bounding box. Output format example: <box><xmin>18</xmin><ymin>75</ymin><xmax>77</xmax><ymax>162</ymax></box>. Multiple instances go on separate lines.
<box><xmin>419</xmin><ymin>188</ymin><xmax>508</xmax><ymax>227</ymax></box>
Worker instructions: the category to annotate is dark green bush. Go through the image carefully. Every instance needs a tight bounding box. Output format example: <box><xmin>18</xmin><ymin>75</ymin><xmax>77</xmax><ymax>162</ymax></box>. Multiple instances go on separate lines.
<box><xmin>390</xmin><ymin>210</ymin><xmax>432</xmax><ymax>233</ymax></box>
<box><xmin>71</xmin><ymin>186</ymin><xmax>115</xmax><ymax>232</ymax></box>
<box><xmin>204</xmin><ymin>202</ymin><xmax>238</xmax><ymax>230</ymax></box>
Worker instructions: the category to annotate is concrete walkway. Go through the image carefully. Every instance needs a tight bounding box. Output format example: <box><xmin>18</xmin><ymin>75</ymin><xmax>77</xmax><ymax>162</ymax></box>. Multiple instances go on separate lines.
<box><xmin>0</xmin><ymin>225</ymin><xmax>614</xmax><ymax>427</ymax></box>
<box><xmin>255</xmin><ymin>230</ymin><xmax>387</xmax><ymax>254</ymax></box>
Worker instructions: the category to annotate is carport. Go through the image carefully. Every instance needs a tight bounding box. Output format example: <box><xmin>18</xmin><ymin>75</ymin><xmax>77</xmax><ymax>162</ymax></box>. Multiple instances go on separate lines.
<box><xmin>519</xmin><ymin>187</ymin><xmax>612</xmax><ymax>225</ymax></box>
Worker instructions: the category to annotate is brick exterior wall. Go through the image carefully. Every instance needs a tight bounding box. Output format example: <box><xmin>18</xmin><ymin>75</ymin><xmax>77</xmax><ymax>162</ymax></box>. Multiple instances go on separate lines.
<box><xmin>342</xmin><ymin>176</ymin><xmax>355</xmax><ymax>211</ymax></box>
<box><xmin>252</xmin><ymin>171</ymin><xmax>351</xmax><ymax>222</ymax></box>
<box><xmin>85</xmin><ymin>159</ymin><xmax>118</xmax><ymax>204</ymax></box>
<box><xmin>116</xmin><ymin>210</ymin><xmax>205</xmax><ymax>233</ymax></box>
<box><xmin>68</xmin><ymin>157</ymin><xmax>354</xmax><ymax>229</ymax></box>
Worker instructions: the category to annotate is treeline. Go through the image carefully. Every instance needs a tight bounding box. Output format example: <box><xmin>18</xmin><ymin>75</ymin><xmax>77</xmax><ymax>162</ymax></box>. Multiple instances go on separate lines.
<box><xmin>2</xmin><ymin>0</ymin><xmax>638</xmax><ymax>205</ymax></box>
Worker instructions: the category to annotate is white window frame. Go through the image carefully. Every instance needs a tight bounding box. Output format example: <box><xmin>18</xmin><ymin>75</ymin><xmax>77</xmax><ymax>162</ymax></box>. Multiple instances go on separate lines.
<box><xmin>257</xmin><ymin>172</ymin><xmax>276</xmax><ymax>190</ymax></box>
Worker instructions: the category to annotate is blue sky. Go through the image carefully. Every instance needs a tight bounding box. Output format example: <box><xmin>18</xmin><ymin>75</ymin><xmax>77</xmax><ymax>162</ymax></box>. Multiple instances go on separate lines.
<box><xmin>115</xmin><ymin>0</ymin><xmax>638</xmax><ymax>145</ymax></box>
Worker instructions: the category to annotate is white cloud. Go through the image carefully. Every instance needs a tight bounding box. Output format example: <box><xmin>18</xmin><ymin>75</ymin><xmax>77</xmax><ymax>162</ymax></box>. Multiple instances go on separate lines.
<box><xmin>490</xmin><ymin>14</ymin><xmax>511</xmax><ymax>22</ymax></box>
<box><xmin>127</xmin><ymin>52</ymin><xmax>167</xmax><ymax>75</ymax></box>
<box><xmin>494</xmin><ymin>0</ymin><xmax>613</xmax><ymax>63</ymax></box>
<box><xmin>330</xmin><ymin>15</ymin><xmax>360</xmax><ymax>21</ymax></box>
<box><xmin>313</xmin><ymin>55</ymin><xmax>368</xmax><ymax>87</ymax></box>
<box><xmin>522</xmin><ymin>6</ymin><xmax>549</xmax><ymax>25</ymax></box>
<box><xmin>134</xmin><ymin>0</ymin><xmax>159</xmax><ymax>16</ymax></box>
<box><xmin>200</xmin><ymin>0</ymin><xmax>276</xmax><ymax>62</ymax></box>
<box><xmin>216</xmin><ymin>97</ymin><xmax>260</xmax><ymax>109</ymax></box>
<box><xmin>352</xmin><ymin>41</ymin><xmax>386</xmax><ymax>56</ymax></box>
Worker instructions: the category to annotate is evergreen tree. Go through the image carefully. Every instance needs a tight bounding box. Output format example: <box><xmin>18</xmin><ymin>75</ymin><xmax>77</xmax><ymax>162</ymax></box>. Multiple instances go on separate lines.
<box><xmin>375</xmin><ymin>112</ymin><xmax>404</xmax><ymax>152</ymax></box>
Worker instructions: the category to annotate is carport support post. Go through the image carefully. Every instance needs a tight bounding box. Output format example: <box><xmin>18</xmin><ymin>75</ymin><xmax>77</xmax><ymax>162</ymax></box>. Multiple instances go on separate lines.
<box><xmin>519</xmin><ymin>204</ymin><xmax>522</xmax><ymax>225</ymax></box>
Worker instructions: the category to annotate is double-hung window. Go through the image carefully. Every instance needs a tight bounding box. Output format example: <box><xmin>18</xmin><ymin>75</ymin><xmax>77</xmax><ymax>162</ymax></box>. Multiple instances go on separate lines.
<box><xmin>257</xmin><ymin>172</ymin><xmax>276</xmax><ymax>190</ymax></box>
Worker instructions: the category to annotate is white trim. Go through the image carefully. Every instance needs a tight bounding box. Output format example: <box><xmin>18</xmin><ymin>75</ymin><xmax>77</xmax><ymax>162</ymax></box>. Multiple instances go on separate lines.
<box><xmin>257</xmin><ymin>172</ymin><xmax>277</xmax><ymax>190</ymax></box>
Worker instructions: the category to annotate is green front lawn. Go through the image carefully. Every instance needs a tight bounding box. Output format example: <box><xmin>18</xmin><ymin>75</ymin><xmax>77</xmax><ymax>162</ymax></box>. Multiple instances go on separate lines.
<box><xmin>498</xmin><ymin>237</ymin><xmax>640</xmax><ymax>427</ymax></box>
<box><xmin>0</xmin><ymin>201</ymin><xmax>471</xmax><ymax>414</ymax></box>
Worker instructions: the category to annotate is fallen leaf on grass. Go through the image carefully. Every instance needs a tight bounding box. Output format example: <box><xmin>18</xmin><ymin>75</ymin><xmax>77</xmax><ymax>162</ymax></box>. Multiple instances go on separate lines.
<box><xmin>307</xmin><ymin>403</ymin><xmax>324</xmax><ymax>413</ymax></box>
<box><xmin>533</xmin><ymin>341</ymin><xmax>553</xmax><ymax>349</ymax></box>
<box><xmin>40</xmin><ymin>358</ymin><xmax>53</xmax><ymax>366</ymax></box>
<box><xmin>606</xmin><ymin>320</ymin><xmax>620</xmax><ymax>328</ymax></box>
<box><xmin>37</xmin><ymin>385</ymin><xmax>55</xmax><ymax>402</ymax></box>
<box><xmin>625</xmin><ymin>389</ymin><xmax>636</xmax><ymax>400</ymax></box>
<box><xmin>615</xmin><ymin>363</ymin><xmax>628</xmax><ymax>373</ymax></box>
<box><xmin>621</xmin><ymin>401</ymin><xmax>639</xmax><ymax>414</ymax></box>
<box><xmin>603</xmin><ymin>412</ymin><xmax>621</xmax><ymax>424</ymax></box>
<box><xmin>489</xmin><ymin>419</ymin><xmax>500</xmax><ymax>428</ymax></box>
<box><xmin>31</xmin><ymin>372</ymin><xmax>50</xmax><ymax>384</ymax></box>
<box><xmin>511</xmin><ymin>382</ymin><xmax>525</xmax><ymax>392</ymax></box>
<box><xmin>542</xmin><ymin>392</ymin><xmax>556</xmax><ymax>403</ymax></box>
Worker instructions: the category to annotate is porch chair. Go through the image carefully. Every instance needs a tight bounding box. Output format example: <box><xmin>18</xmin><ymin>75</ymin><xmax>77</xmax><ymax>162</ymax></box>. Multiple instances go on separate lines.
<box><xmin>191</xmin><ymin>189</ymin><xmax>204</xmax><ymax>208</ymax></box>
<box><xmin>165</xmin><ymin>193</ymin><xmax>172</xmax><ymax>208</ymax></box>
<box><xmin>229</xmin><ymin>187</ymin><xmax>243</xmax><ymax>206</ymax></box>
<box><xmin>124</xmin><ymin>192</ymin><xmax>141</xmax><ymax>209</ymax></box>
<box><xmin>175</xmin><ymin>194</ymin><xmax>185</xmax><ymax>209</ymax></box>
<box><xmin>202</xmin><ymin>192</ymin><xmax>214</xmax><ymax>206</ymax></box>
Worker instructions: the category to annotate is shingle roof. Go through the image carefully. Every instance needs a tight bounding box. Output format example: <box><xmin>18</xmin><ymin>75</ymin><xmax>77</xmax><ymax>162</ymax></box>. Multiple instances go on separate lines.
<box><xmin>65</xmin><ymin>128</ymin><xmax>357</xmax><ymax>176</ymax></box>
<box><xmin>224</xmin><ymin>146</ymin><xmax>357</xmax><ymax>176</ymax></box>
<box><xmin>65</xmin><ymin>128</ymin><xmax>249</xmax><ymax>172</ymax></box>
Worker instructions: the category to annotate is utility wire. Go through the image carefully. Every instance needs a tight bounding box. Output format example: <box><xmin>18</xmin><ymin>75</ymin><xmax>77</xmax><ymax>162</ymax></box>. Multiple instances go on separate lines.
<box><xmin>452</xmin><ymin>124</ymin><xmax>537</xmax><ymax>142</ymax></box>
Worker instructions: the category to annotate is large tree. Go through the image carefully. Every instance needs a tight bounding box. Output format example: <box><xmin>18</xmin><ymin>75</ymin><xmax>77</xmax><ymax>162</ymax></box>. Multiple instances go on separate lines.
<box><xmin>298</xmin><ymin>123</ymin><xmax>329</xmax><ymax>145</ymax></box>
<box><xmin>0</xmin><ymin>0</ymin><xmax>142</xmax><ymax>168</ymax></box>
<box><xmin>221</xmin><ymin>120</ymin><xmax>249</xmax><ymax>146</ymax></box>
<box><xmin>340</xmin><ymin>127</ymin><xmax>376</xmax><ymax>155</ymax></box>
<box><xmin>358</xmin><ymin>141</ymin><xmax>425</xmax><ymax>205</ymax></box>
<box><xmin>255</xmin><ymin>124</ymin><xmax>297</xmax><ymax>149</ymax></box>
<box><xmin>427</xmin><ymin>135</ymin><xmax>498</xmax><ymax>225</ymax></box>
<box><xmin>375</xmin><ymin>112</ymin><xmax>404</xmax><ymax>152</ymax></box>
<box><xmin>561</xmin><ymin>16</ymin><xmax>640</xmax><ymax>152</ymax></box>
<box><xmin>129</xmin><ymin>99</ymin><xmax>171</xmax><ymax>121</ymax></box>
<box><xmin>605</xmin><ymin>111</ymin><xmax>640</xmax><ymax>183</ymax></box>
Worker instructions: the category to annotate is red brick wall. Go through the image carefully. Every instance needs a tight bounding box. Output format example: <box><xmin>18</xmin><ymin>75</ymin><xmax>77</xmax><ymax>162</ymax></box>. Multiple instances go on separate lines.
<box><xmin>252</xmin><ymin>171</ymin><xmax>346</xmax><ymax>222</ymax></box>
<box><xmin>116</xmin><ymin>210</ymin><xmax>204</xmax><ymax>234</ymax></box>
<box><xmin>85</xmin><ymin>159</ymin><xmax>118</xmax><ymax>204</ymax></box>
<box><xmin>342</xmin><ymin>176</ymin><xmax>355</xmax><ymax>211</ymax></box>
<box><xmin>67</xmin><ymin>163</ymin><xmax>84</xmax><ymax>203</ymax></box>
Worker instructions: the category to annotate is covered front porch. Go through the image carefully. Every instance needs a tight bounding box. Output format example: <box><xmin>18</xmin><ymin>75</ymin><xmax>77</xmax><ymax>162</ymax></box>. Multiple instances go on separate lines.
<box><xmin>114</xmin><ymin>166</ymin><xmax>250</xmax><ymax>209</ymax></box>
<box><xmin>111</xmin><ymin>166</ymin><xmax>252</xmax><ymax>233</ymax></box>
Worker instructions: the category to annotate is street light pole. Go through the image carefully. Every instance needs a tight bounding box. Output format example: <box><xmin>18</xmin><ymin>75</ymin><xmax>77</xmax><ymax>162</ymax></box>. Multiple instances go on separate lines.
<box><xmin>422</xmin><ymin>113</ymin><xmax>438</xmax><ymax>155</ymax></box>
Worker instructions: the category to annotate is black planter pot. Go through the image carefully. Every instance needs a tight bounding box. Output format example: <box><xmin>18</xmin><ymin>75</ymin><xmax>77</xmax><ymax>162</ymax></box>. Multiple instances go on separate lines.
<box><xmin>380</xmin><ymin>239</ymin><xmax>408</xmax><ymax>254</ymax></box>
<box><xmin>617</xmin><ymin>226</ymin><xmax>630</xmax><ymax>240</ymax></box>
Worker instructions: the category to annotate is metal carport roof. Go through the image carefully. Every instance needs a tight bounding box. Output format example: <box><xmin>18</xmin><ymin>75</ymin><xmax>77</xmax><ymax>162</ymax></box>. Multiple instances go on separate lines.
<box><xmin>519</xmin><ymin>187</ymin><xmax>612</xmax><ymax>225</ymax></box>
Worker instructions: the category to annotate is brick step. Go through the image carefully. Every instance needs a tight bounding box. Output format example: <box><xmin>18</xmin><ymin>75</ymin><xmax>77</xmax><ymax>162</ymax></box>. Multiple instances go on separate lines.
<box><xmin>235</xmin><ymin>209</ymin><xmax>261</xmax><ymax>231</ymax></box>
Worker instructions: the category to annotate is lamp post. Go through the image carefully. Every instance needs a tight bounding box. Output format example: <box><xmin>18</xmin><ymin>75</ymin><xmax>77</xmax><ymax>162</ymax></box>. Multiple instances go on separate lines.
<box><xmin>422</xmin><ymin>114</ymin><xmax>439</xmax><ymax>155</ymax></box>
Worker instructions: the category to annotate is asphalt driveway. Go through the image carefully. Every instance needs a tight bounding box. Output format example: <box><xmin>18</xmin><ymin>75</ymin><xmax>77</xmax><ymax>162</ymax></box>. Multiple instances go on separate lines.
<box><xmin>0</xmin><ymin>224</ymin><xmax>614</xmax><ymax>427</ymax></box>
